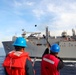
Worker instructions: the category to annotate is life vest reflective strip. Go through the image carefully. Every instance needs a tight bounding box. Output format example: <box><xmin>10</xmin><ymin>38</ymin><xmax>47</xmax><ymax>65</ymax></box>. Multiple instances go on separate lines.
<box><xmin>43</xmin><ymin>58</ymin><xmax>55</xmax><ymax>64</ymax></box>
<box><xmin>3</xmin><ymin>51</ymin><xmax>31</xmax><ymax>75</ymax></box>
<box><xmin>41</xmin><ymin>54</ymin><xmax>60</xmax><ymax>75</ymax></box>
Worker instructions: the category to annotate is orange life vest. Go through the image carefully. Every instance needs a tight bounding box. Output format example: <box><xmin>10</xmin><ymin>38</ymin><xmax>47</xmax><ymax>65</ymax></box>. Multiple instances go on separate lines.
<box><xmin>3</xmin><ymin>51</ymin><xmax>31</xmax><ymax>75</ymax></box>
<box><xmin>41</xmin><ymin>54</ymin><xmax>60</xmax><ymax>75</ymax></box>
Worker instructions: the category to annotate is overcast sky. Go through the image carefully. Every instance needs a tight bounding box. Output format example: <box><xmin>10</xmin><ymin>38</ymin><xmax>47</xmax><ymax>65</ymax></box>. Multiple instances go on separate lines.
<box><xmin>0</xmin><ymin>0</ymin><xmax>76</xmax><ymax>48</ymax></box>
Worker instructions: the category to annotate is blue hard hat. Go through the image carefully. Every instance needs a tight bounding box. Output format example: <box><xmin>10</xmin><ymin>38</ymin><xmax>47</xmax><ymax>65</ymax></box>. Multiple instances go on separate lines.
<box><xmin>13</xmin><ymin>37</ymin><xmax>27</xmax><ymax>47</ymax></box>
<box><xmin>50</xmin><ymin>44</ymin><xmax>60</xmax><ymax>53</ymax></box>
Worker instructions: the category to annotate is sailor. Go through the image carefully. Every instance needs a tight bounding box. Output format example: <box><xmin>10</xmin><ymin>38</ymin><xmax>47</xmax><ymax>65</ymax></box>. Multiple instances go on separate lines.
<box><xmin>3</xmin><ymin>37</ymin><xmax>35</xmax><ymax>75</ymax></box>
<box><xmin>41</xmin><ymin>44</ymin><xmax>64</xmax><ymax>75</ymax></box>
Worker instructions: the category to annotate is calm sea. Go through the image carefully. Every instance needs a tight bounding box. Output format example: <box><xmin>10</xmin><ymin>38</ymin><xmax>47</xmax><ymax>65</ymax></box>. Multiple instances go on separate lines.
<box><xmin>0</xmin><ymin>56</ymin><xmax>6</xmax><ymax>75</ymax></box>
<box><xmin>0</xmin><ymin>48</ymin><xmax>6</xmax><ymax>56</ymax></box>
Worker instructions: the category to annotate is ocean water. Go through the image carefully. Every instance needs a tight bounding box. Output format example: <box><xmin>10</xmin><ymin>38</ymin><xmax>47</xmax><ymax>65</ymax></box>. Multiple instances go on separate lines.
<box><xmin>0</xmin><ymin>56</ymin><xmax>76</xmax><ymax>75</ymax></box>
<box><xmin>0</xmin><ymin>48</ymin><xmax>6</xmax><ymax>56</ymax></box>
<box><xmin>0</xmin><ymin>56</ymin><xmax>6</xmax><ymax>75</ymax></box>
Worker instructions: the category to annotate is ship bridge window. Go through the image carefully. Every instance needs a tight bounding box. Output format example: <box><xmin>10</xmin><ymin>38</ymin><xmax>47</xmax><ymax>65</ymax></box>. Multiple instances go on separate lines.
<box><xmin>37</xmin><ymin>44</ymin><xmax>42</xmax><ymax>46</ymax></box>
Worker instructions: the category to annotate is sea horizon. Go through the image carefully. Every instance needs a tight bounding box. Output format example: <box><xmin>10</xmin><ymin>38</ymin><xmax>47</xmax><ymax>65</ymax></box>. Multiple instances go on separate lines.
<box><xmin>0</xmin><ymin>47</ymin><xmax>6</xmax><ymax>56</ymax></box>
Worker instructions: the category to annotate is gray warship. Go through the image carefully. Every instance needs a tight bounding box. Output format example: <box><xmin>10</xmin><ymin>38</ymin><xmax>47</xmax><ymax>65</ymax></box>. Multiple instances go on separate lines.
<box><xmin>2</xmin><ymin>27</ymin><xmax>76</xmax><ymax>60</ymax></box>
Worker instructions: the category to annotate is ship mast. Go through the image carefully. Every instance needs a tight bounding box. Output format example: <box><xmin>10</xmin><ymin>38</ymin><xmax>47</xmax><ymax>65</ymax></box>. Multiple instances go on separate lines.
<box><xmin>46</xmin><ymin>26</ymin><xmax>49</xmax><ymax>42</ymax></box>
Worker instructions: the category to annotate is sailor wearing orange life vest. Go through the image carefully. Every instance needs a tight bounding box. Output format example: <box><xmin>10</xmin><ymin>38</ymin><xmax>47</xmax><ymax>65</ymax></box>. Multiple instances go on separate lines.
<box><xmin>3</xmin><ymin>37</ymin><xmax>35</xmax><ymax>75</ymax></box>
<box><xmin>41</xmin><ymin>44</ymin><xmax>64</xmax><ymax>75</ymax></box>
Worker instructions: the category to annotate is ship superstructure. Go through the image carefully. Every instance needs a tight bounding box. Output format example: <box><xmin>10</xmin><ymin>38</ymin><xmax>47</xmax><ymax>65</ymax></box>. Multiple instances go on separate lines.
<box><xmin>2</xmin><ymin>27</ymin><xmax>76</xmax><ymax>59</ymax></box>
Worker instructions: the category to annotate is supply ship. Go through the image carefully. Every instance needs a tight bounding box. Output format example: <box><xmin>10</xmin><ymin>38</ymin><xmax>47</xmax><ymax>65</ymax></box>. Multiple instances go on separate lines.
<box><xmin>2</xmin><ymin>27</ymin><xmax>76</xmax><ymax>60</ymax></box>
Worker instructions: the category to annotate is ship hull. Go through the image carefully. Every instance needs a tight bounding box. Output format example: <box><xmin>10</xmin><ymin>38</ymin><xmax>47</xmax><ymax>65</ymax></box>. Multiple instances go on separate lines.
<box><xmin>2</xmin><ymin>40</ymin><xmax>76</xmax><ymax>60</ymax></box>
<box><xmin>2</xmin><ymin>41</ymin><xmax>46</xmax><ymax>58</ymax></box>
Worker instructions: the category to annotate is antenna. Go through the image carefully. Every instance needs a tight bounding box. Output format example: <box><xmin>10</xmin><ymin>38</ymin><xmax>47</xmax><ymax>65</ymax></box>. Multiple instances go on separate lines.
<box><xmin>72</xmin><ymin>29</ymin><xmax>75</xmax><ymax>36</ymax></box>
<box><xmin>46</xmin><ymin>26</ymin><xmax>48</xmax><ymax>42</ymax></box>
